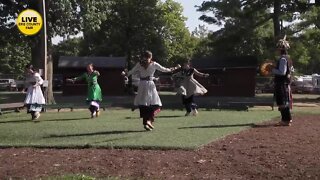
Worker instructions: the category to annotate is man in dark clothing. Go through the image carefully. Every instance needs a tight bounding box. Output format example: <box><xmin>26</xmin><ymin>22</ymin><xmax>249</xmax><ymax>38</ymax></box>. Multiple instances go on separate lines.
<box><xmin>272</xmin><ymin>36</ymin><xmax>293</xmax><ymax>126</ymax></box>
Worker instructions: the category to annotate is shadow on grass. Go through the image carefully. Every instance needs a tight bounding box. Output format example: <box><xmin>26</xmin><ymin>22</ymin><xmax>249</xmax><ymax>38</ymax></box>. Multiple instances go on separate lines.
<box><xmin>45</xmin><ymin>130</ymin><xmax>146</xmax><ymax>138</ymax></box>
<box><xmin>93</xmin><ymin>136</ymin><xmax>137</xmax><ymax>144</ymax></box>
<box><xmin>125</xmin><ymin>115</ymin><xmax>183</xmax><ymax>119</ymax></box>
<box><xmin>252</xmin><ymin>123</ymin><xmax>287</xmax><ymax>128</ymax></box>
<box><xmin>179</xmin><ymin>122</ymin><xmax>286</xmax><ymax>129</ymax></box>
<box><xmin>44</xmin><ymin>117</ymin><xmax>90</xmax><ymax>122</ymax></box>
<box><xmin>157</xmin><ymin>115</ymin><xmax>183</xmax><ymax>118</ymax></box>
<box><xmin>179</xmin><ymin>123</ymin><xmax>255</xmax><ymax>129</ymax></box>
<box><xmin>125</xmin><ymin>117</ymin><xmax>139</xmax><ymax>119</ymax></box>
<box><xmin>0</xmin><ymin>117</ymin><xmax>91</xmax><ymax>124</ymax></box>
<box><xmin>0</xmin><ymin>119</ymin><xmax>31</xmax><ymax>124</ymax></box>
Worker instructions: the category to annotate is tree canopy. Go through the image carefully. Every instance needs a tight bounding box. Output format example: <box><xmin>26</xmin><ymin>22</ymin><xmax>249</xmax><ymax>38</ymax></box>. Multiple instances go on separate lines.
<box><xmin>197</xmin><ymin>0</ymin><xmax>320</xmax><ymax>74</ymax></box>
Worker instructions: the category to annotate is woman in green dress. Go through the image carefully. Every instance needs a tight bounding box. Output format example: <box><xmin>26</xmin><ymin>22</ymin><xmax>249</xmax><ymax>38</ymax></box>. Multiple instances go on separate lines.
<box><xmin>67</xmin><ymin>63</ymin><xmax>102</xmax><ymax>118</ymax></box>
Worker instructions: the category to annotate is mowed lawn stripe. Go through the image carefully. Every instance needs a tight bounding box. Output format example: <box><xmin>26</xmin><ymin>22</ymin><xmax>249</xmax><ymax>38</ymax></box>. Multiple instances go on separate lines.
<box><xmin>0</xmin><ymin>109</ymin><xmax>279</xmax><ymax>149</ymax></box>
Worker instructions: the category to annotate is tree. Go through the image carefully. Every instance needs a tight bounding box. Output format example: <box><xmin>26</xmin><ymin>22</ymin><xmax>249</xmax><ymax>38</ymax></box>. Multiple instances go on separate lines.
<box><xmin>158</xmin><ymin>0</ymin><xmax>196</xmax><ymax>65</ymax></box>
<box><xmin>0</xmin><ymin>1</ymin><xmax>31</xmax><ymax>76</ymax></box>
<box><xmin>52</xmin><ymin>37</ymin><xmax>83</xmax><ymax>71</ymax></box>
<box><xmin>0</xmin><ymin>0</ymin><xmax>109</xmax><ymax>103</ymax></box>
<box><xmin>192</xmin><ymin>25</ymin><xmax>214</xmax><ymax>58</ymax></box>
<box><xmin>79</xmin><ymin>0</ymin><xmax>194</xmax><ymax>66</ymax></box>
<box><xmin>198</xmin><ymin>0</ymin><xmax>320</xmax><ymax>39</ymax></box>
<box><xmin>80</xmin><ymin>0</ymin><xmax>164</xmax><ymax>62</ymax></box>
<box><xmin>196</xmin><ymin>0</ymin><xmax>320</xmax><ymax>73</ymax></box>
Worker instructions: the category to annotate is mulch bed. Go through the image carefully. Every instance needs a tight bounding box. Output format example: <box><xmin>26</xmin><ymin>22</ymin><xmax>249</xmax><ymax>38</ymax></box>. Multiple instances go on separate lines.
<box><xmin>1</xmin><ymin>115</ymin><xmax>320</xmax><ymax>179</ymax></box>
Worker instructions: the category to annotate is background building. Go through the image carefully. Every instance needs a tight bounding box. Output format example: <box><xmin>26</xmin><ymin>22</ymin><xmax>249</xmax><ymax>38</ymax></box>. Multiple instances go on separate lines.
<box><xmin>58</xmin><ymin>56</ymin><xmax>126</xmax><ymax>96</ymax></box>
<box><xmin>192</xmin><ymin>56</ymin><xmax>258</xmax><ymax>97</ymax></box>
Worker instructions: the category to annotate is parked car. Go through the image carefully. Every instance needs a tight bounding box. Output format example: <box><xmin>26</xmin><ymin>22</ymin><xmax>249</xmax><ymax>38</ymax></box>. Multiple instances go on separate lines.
<box><xmin>0</xmin><ymin>79</ymin><xmax>17</xmax><ymax>91</ymax></box>
<box><xmin>53</xmin><ymin>74</ymin><xmax>63</xmax><ymax>90</ymax></box>
<box><xmin>15</xmin><ymin>80</ymin><xmax>26</xmax><ymax>91</ymax></box>
<box><xmin>255</xmin><ymin>77</ymin><xmax>274</xmax><ymax>94</ymax></box>
<box><xmin>291</xmin><ymin>81</ymin><xmax>314</xmax><ymax>94</ymax></box>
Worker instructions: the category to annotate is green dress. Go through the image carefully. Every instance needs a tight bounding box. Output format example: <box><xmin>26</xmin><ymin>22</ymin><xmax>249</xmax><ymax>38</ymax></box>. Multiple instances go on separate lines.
<box><xmin>75</xmin><ymin>71</ymin><xmax>102</xmax><ymax>102</ymax></box>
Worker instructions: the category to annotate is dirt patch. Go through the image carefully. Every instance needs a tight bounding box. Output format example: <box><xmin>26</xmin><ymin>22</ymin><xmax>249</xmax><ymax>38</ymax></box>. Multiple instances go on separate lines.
<box><xmin>0</xmin><ymin>115</ymin><xmax>320</xmax><ymax>179</ymax></box>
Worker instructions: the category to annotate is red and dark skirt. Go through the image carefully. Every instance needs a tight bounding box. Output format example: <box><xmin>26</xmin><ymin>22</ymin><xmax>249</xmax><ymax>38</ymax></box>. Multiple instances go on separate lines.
<box><xmin>139</xmin><ymin>105</ymin><xmax>161</xmax><ymax>125</ymax></box>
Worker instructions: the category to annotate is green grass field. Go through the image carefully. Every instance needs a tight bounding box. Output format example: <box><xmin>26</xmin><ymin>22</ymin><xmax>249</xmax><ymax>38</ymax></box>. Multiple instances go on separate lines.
<box><xmin>0</xmin><ymin>109</ymin><xmax>280</xmax><ymax>150</ymax></box>
<box><xmin>1</xmin><ymin>91</ymin><xmax>320</xmax><ymax>150</ymax></box>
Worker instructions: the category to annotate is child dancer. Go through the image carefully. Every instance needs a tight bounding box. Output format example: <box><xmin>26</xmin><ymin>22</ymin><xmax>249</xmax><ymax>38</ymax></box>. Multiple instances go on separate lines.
<box><xmin>24</xmin><ymin>64</ymin><xmax>45</xmax><ymax>120</ymax></box>
<box><xmin>173</xmin><ymin>60</ymin><xmax>209</xmax><ymax>116</ymax></box>
<box><xmin>122</xmin><ymin>50</ymin><xmax>180</xmax><ymax>131</ymax></box>
<box><xmin>67</xmin><ymin>63</ymin><xmax>102</xmax><ymax>118</ymax></box>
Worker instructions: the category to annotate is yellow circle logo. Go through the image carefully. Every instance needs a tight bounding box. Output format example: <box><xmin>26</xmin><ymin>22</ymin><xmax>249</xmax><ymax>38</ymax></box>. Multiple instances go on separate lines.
<box><xmin>16</xmin><ymin>9</ymin><xmax>43</xmax><ymax>36</ymax></box>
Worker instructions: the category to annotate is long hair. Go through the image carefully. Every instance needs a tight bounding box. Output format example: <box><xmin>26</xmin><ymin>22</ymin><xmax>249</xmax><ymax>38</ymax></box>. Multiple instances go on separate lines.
<box><xmin>25</xmin><ymin>64</ymin><xmax>38</xmax><ymax>73</ymax></box>
<box><xmin>140</xmin><ymin>50</ymin><xmax>153</xmax><ymax>68</ymax></box>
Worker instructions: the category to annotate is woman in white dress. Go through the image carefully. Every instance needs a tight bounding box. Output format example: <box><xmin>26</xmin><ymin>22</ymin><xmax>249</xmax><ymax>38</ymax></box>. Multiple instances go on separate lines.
<box><xmin>122</xmin><ymin>51</ymin><xmax>180</xmax><ymax>131</ymax></box>
<box><xmin>24</xmin><ymin>64</ymin><xmax>45</xmax><ymax>120</ymax></box>
<box><xmin>173</xmin><ymin>61</ymin><xmax>209</xmax><ymax>116</ymax></box>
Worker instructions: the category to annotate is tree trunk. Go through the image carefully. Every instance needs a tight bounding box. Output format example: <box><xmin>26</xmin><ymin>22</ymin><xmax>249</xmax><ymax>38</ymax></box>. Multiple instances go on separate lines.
<box><xmin>273</xmin><ymin>0</ymin><xmax>281</xmax><ymax>40</ymax></box>
<box><xmin>31</xmin><ymin>38</ymin><xmax>42</xmax><ymax>68</ymax></box>
<box><xmin>46</xmin><ymin>50</ymin><xmax>56</xmax><ymax>104</ymax></box>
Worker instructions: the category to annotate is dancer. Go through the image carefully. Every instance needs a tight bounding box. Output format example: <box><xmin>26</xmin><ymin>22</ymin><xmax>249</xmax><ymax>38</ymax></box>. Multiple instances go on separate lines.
<box><xmin>172</xmin><ymin>60</ymin><xmax>209</xmax><ymax>116</ymax></box>
<box><xmin>24</xmin><ymin>64</ymin><xmax>45</xmax><ymax>121</ymax></box>
<box><xmin>122</xmin><ymin>50</ymin><xmax>180</xmax><ymax>131</ymax></box>
<box><xmin>67</xmin><ymin>63</ymin><xmax>102</xmax><ymax>118</ymax></box>
<box><xmin>271</xmin><ymin>36</ymin><xmax>294</xmax><ymax>126</ymax></box>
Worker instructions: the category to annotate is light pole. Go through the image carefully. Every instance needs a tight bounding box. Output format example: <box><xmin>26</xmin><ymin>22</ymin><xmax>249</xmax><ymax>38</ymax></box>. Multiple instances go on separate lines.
<box><xmin>39</xmin><ymin>0</ymin><xmax>48</xmax><ymax>106</ymax></box>
<box><xmin>42</xmin><ymin>0</ymin><xmax>47</xmax><ymax>81</ymax></box>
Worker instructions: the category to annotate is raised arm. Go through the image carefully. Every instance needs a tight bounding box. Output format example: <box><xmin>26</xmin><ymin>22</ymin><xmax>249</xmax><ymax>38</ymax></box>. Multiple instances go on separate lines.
<box><xmin>194</xmin><ymin>68</ymin><xmax>209</xmax><ymax>77</ymax></box>
<box><xmin>93</xmin><ymin>70</ymin><xmax>100</xmax><ymax>76</ymax></box>
<box><xmin>127</xmin><ymin>63</ymin><xmax>140</xmax><ymax>76</ymax></box>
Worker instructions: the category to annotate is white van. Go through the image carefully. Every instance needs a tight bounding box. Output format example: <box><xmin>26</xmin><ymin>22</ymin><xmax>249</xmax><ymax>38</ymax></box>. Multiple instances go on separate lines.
<box><xmin>0</xmin><ymin>79</ymin><xmax>17</xmax><ymax>91</ymax></box>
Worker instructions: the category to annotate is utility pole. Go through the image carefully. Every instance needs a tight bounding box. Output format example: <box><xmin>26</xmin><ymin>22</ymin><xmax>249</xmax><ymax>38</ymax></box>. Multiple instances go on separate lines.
<box><xmin>41</xmin><ymin>0</ymin><xmax>47</xmax><ymax>81</ymax></box>
<box><xmin>38</xmin><ymin>0</ymin><xmax>48</xmax><ymax>104</ymax></box>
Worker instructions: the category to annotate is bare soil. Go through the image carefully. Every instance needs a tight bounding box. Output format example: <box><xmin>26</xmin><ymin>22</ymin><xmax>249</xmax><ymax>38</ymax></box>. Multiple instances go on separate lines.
<box><xmin>1</xmin><ymin>115</ymin><xmax>320</xmax><ymax>179</ymax></box>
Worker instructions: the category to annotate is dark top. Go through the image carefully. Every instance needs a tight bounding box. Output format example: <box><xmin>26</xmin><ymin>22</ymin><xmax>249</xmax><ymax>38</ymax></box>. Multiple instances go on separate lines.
<box><xmin>181</xmin><ymin>68</ymin><xmax>194</xmax><ymax>77</ymax></box>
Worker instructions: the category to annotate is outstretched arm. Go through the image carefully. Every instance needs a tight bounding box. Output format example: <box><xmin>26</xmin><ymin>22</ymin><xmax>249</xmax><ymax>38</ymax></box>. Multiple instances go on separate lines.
<box><xmin>172</xmin><ymin>69</ymin><xmax>183</xmax><ymax>78</ymax></box>
<box><xmin>155</xmin><ymin>62</ymin><xmax>180</xmax><ymax>73</ymax></box>
<box><xmin>194</xmin><ymin>68</ymin><xmax>209</xmax><ymax>77</ymax></box>
<box><xmin>67</xmin><ymin>73</ymin><xmax>85</xmax><ymax>83</ymax></box>
<box><xmin>126</xmin><ymin>63</ymin><xmax>140</xmax><ymax>76</ymax></box>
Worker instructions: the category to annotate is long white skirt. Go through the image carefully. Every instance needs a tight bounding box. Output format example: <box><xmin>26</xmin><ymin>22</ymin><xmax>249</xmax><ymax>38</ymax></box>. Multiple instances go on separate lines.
<box><xmin>24</xmin><ymin>85</ymin><xmax>45</xmax><ymax>105</ymax></box>
<box><xmin>134</xmin><ymin>80</ymin><xmax>162</xmax><ymax>106</ymax></box>
<box><xmin>180</xmin><ymin>77</ymin><xmax>208</xmax><ymax>97</ymax></box>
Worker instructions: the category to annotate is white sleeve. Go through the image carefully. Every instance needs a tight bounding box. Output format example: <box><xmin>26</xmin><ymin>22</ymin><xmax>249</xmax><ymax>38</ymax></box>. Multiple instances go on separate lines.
<box><xmin>154</xmin><ymin>62</ymin><xmax>171</xmax><ymax>73</ymax></box>
<box><xmin>127</xmin><ymin>63</ymin><xmax>140</xmax><ymax>76</ymax></box>
<box><xmin>35</xmin><ymin>73</ymin><xmax>44</xmax><ymax>85</ymax></box>
<box><xmin>272</xmin><ymin>58</ymin><xmax>287</xmax><ymax>76</ymax></box>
